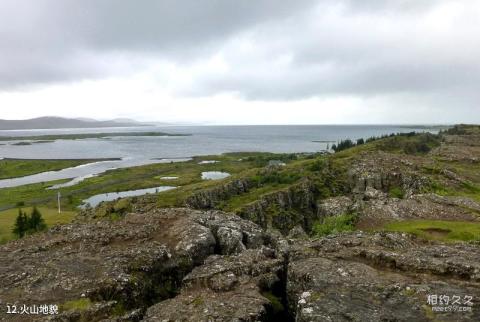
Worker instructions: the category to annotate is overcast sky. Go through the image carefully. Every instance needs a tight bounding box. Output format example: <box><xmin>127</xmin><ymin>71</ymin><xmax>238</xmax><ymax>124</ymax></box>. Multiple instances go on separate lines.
<box><xmin>0</xmin><ymin>0</ymin><xmax>479</xmax><ymax>124</ymax></box>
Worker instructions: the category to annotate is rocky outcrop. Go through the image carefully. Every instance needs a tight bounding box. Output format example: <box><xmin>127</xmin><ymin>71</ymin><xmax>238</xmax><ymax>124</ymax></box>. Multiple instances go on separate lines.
<box><xmin>347</xmin><ymin>152</ymin><xmax>430</xmax><ymax>200</ymax></box>
<box><xmin>144</xmin><ymin>247</ymin><xmax>287</xmax><ymax>321</ymax></box>
<box><xmin>185</xmin><ymin>178</ymin><xmax>255</xmax><ymax>209</ymax></box>
<box><xmin>0</xmin><ymin>208</ymin><xmax>272</xmax><ymax>321</ymax></box>
<box><xmin>287</xmin><ymin>232</ymin><xmax>480</xmax><ymax>322</ymax></box>
<box><xmin>432</xmin><ymin>135</ymin><xmax>480</xmax><ymax>162</ymax></box>
<box><xmin>317</xmin><ymin>196</ymin><xmax>355</xmax><ymax>218</ymax></box>
<box><xmin>237</xmin><ymin>180</ymin><xmax>318</xmax><ymax>234</ymax></box>
<box><xmin>186</xmin><ymin>176</ymin><xmax>319</xmax><ymax>235</ymax></box>
<box><xmin>356</xmin><ymin>193</ymin><xmax>480</xmax><ymax>227</ymax></box>
<box><xmin>317</xmin><ymin>191</ymin><xmax>480</xmax><ymax>228</ymax></box>
<box><xmin>143</xmin><ymin>230</ymin><xmax>480</xmax><ymax>322</ymax></box>
<box><xmin>144</xmin><ymin>285</ymin><xmax>271</xmax><ymax>322</ymax></box>
<box><xmin>2</xmin><ymin>207</ymin><xmax>480</xmax><ymax>322</ymax></box>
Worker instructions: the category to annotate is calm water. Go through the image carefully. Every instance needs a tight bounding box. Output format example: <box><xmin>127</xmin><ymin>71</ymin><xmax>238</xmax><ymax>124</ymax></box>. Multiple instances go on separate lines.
<box><xmin>202</xmin><ymin>171</ymin><xmax>231</xmax><ymax>180</ymax></box>
<box><xmin>0</xmin><ymin>125</ymin><xmax>435</xmax><ymax>188</ymax></box>
<box><xmin>81</xmin><ymin>186</ymin><xmax>176</xmax><ymax>208</ymax></box>
<box><xmin>0</xmin><ymin>158</ymin><xmax>191</xmax><ymax>189</ymax></box>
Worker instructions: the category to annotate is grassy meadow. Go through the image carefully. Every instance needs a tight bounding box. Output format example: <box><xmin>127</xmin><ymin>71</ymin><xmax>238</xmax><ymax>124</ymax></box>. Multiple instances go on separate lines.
<box><xmin>380</xmin><ymin>220</ymin><xmax>480</xmax><ymax>242</ymax></box>
<box><xmin>0</xmin><ymin>207</ymin><xmax>76</xmax><ymax>243</ymax></box>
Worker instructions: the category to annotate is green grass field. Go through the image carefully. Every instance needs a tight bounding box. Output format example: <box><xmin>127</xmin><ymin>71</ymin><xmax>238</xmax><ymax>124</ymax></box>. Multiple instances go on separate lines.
<box><xmin>380</xmin><ymin>220</ymin><xmax>480</xmax><ymax>242</ymax></box>
<box><xmin>0</xmin><ymin>207</ymin><xmax>76</xmax><ymax>243</ymax></box>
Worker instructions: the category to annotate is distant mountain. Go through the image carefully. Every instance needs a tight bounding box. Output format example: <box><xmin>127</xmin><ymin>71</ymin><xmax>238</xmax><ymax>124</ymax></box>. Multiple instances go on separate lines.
<box><xmin>74</xmin><ymin>117</ymin><xmax>98</xmax><ymax>122</ymax></box>
<box><xmin>0</xmin><ymin>117</ymin><xmax>151</xmax><ymax>130</ymax></box>
<box><xmin>75</xmin><ymin>117</ymin><xmax>142</xmax><ymax>124</ymax></box>
<box><xmin>110</xmin><ymin>118</ymin><xmax>143</xmax><ymax>124</ymax></box>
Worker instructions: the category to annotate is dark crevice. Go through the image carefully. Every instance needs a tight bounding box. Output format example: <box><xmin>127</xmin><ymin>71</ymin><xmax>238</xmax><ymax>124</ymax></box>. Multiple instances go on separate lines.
<box><xmin>104</xmin><ymin>227</ymin><xmax>227</xmax><ymax>320</ymax></box>
<box><xmin>263</xmin><ymin>252</ymin><xmax>294</xmax><ymax>322</ymax></box>
<box><xmin>89</xmin><ymin>256</ymin><xmax>199</xmax><ymax>320</ymax></box>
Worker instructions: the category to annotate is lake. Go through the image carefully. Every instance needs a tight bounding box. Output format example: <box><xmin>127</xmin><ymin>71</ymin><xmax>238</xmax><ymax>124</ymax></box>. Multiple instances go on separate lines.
<box><xmin>0</xmin><ymin>125</ymin><xmax>437</xmax><ymax>188</ymax></box>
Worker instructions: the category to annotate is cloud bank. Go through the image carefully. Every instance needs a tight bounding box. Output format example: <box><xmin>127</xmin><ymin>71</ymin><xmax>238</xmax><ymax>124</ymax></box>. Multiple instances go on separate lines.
<box><xmin>0</xmin><ymin>0</ymin><xmax>478</xmax><ymax>123</ymax></box>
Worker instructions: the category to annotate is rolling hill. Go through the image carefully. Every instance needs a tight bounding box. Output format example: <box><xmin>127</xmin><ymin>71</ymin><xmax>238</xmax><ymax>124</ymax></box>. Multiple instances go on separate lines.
<box><xmin>0</xmin><ymin>116</ymin><xmax>150</xmax><ymax>130</ymax></box>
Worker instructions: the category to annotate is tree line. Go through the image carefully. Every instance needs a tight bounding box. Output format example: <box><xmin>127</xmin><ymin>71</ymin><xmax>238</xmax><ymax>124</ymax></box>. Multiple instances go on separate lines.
<box><xmin>331</xmin><ymin>132</ymin><xmax>415</xmax><ymax>152</ymax></box>
<box><xmin>331</xmin><ymin>131</ymin><xmax>438</xmax><ymax>154</ymax></box>
<box><xmin>12</xmin><ymin>207</ymin><xmax>47</xmax><ymax>238</ymax></box>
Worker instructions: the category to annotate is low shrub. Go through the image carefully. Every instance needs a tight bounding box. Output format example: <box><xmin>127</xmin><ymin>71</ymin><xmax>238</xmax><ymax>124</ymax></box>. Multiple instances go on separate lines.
<box><xmin>312</xmin><ymin>213</ymin><xmax>357</xmax><ymax>237</ymax></box>
<box><xmin>251</xmin><ymin>170</ymin><xmax>300</xmax><ymax>186</ymax></box>
<box><xmin>389</xmin><ymin>186</ymin><xmax>405</xmax><ymax>199</ymax></box>
<box><xmin>308</xmin><ymin>158</ymin><xmax>328</xmax><ymax>172</ymax></box>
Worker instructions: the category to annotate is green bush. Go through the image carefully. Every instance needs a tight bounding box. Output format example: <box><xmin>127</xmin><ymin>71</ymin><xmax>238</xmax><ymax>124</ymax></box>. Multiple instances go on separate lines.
<box><xmin>389</xmin><ymin>187</ymin><xmax>405</xmax><ymax>199</ymax></box>
<box><xmin>312</xmin><ymin>162</ymin><xmax>349</xmax><ymax>198</ymax></box>
<box><xmin>312</xmin><ymin>213</ymin><xmax>357</xmax><ymax>237</ymax></box>
<box><xmin>243</xmin><ymin>154</ymin><xmax>297</xmax><ymax>167</ymax></box>
<box><xmin>309</xmin><ymin>158</ymin><xmax>327</xmax><ymax>172</ymax></box>
<box><xmin>251</xmin><ymin>170</ymin><xmax>300</xmax><ymax>186</ymax></box>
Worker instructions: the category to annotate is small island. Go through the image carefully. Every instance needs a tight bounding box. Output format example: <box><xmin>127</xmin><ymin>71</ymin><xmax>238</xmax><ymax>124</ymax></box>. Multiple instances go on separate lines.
<box><xmin>0</xmin><ymin>131</ymin><xmax>190</xmax><ymax>142</ymax></box>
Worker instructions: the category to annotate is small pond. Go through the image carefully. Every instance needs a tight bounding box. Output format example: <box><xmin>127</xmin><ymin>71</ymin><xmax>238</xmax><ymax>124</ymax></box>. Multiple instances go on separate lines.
<box><xmin>81</xmin><ymin>186</ymin><xmax>176</xmax><ymax>208</ymax></box>
<box><xmin>201</xmin><ymin>171</ymin><xmax>230</xmax><ymax>180</ymax></box>
<box><xmin>198</xmin><ymin>160</ymin><xmax>219</xmax><ymax>164</ymax></box>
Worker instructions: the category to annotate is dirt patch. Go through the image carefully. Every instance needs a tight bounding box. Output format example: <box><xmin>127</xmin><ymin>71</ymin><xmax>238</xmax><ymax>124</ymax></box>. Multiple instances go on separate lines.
<box><xmin>420</xmin><ymin>227</ymin><xmax>451</xmax><ymax>238</ymax></box>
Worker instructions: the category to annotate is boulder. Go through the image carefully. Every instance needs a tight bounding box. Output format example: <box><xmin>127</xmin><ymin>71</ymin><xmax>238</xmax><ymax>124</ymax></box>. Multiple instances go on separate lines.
<box><xmin>288</xmin><ymin>232</ymin><xmax>480</xmax><ymax>322</ymax></box>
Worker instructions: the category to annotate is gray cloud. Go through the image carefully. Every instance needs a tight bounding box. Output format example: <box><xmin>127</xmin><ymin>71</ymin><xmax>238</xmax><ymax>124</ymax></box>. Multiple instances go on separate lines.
<box><xmin>0</xmin><ymin>0</ymin><xmax>315</xmax><ymax>88</ymax></box>
<box><xmin>1</xmin><ymin>0</ymin><xmax>479</xmax><ymax>120</ymax></box>
<box><xmin>177</xmin><ymin>0</ymin><xmax>480</xmax><ymax>113</ymax></box>
<box><xmin>341</xmin><ymin>0</ymin><xmax>439</xmax><ymax>12</ymax></box>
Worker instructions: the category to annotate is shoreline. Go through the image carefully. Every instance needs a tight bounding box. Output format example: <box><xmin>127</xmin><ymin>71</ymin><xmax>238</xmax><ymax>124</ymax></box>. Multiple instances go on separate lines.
<box><xmin>0</xmin><ymin>131</ymin><xmax>191</xmax><ymax>142</ymax></box>
<box><xmin>1</xmin><ymin>157</ymin><xmax>122</xmax><ymax>162</ymax></box>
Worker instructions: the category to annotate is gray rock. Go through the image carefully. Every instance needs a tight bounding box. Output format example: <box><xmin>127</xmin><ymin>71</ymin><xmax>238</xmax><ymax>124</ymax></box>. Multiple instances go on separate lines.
<box><xmin>145</xmin><ymin>248</ymin><xmax>286</xmax><ymax>321</ymax></box>
<box><xmin>216</xmin><ymin>226</ymin><xmax>246</xmax><ymax>255</ymax></box>
<box><xmin>288</xmin><ymin>232</ymin><xmax>480</xmax><ymax>322</ymax></box>
<box><xmin>357</xmin><ymin>193</ymin><xmax>479</xmax><ymax>227</ymax></box>
<box><xmin>317</xmin><ymin>196</ymin><xmax>353</xmax><ymax>217</ymax></box>
<box><xmin>143</xmin><ymin>286</ymin><xmax>269</xmax><ymax>322</ymax></box>
<box><xmin>287</xmin><ymin>225</ymin><xmax>308</xmax><ymax>240</ymax></box>
<box><xmin>363</xmin><ymin>186</ymin><xmax>387</xmax><ymax>200</ymax></box>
